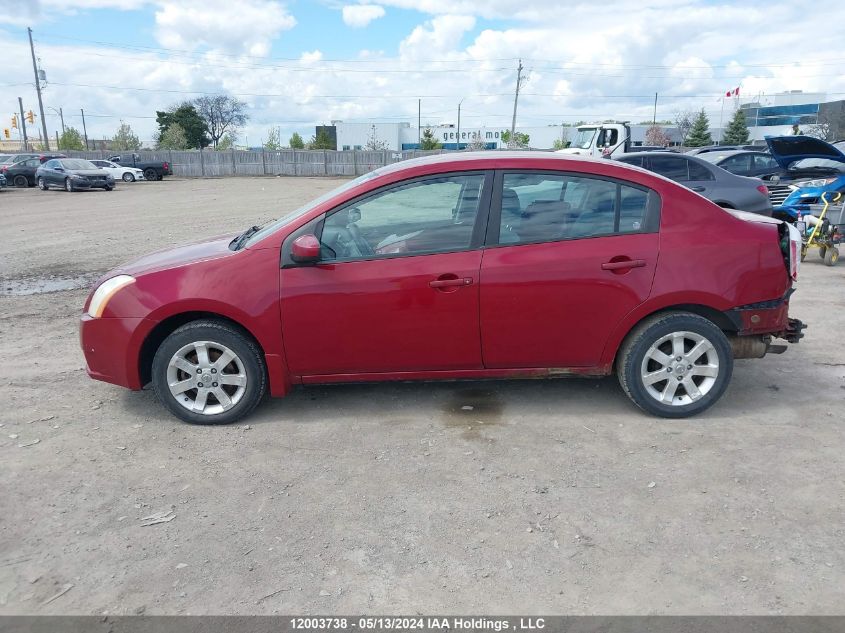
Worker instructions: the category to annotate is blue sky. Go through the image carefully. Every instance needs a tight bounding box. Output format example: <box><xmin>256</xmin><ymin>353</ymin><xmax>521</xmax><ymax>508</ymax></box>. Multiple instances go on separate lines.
<box><xmin>1</xmin><ymin>0</ymin><xmax>843</xmax><ymax>146</ymax></box>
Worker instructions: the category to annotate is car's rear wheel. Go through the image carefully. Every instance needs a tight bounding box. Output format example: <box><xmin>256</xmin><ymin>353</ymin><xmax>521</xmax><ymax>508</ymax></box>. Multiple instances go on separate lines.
<box><xmin>617</xmin><ymin>312</ymin><xmax>733</xmax><ymax>418</ymax></box>
<box><xmin>104</xmin><ymin>185</ymin><xmax>113</xmax><ymax>191</ymax></box>
<box><xmin>151</xmin><ymin>320</ymin><xmax>267</xmax><ymax>425</ymax></box>
<box><xmin>38</xmin><ymin>177</ymin><xmax>48</xmax><ymax>190</ymax></box>
<box><xmin>65</xmin><ymin>178</ymin><xmax>74</xmax><ymax>192</ymax></box>
<box><xmin>143</xmin><ymin>168</ymin><xmax>157</xmax><ymax>181</ymax></box>
<box><xmin>122</xmin><ymin>172</ymin><xmax>135</xmax><ymax>182</ymax></box>
<box><xmin>13</xmin><ymin>175</ymin><xmax>28</xmax><ymax>187</ymax></box>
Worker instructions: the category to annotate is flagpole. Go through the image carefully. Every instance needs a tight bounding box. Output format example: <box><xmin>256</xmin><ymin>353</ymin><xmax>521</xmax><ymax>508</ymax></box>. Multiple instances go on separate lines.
<box><xmin>718</xmin><ymin>97</ymin><xmax>725</xmax><ymax>145</ymax></box>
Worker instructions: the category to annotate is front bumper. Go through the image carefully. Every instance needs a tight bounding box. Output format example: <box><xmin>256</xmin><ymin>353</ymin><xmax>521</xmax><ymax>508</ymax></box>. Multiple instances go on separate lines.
<box><xmin>80</xmin><ymin>314</ymin><xmax>156</xmax><ymax>390</ymax></box>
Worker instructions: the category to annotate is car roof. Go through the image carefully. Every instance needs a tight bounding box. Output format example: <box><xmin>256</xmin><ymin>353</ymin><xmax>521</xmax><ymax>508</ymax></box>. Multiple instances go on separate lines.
<box><xmin>697</xmin><ymin>149</ymin><xmax>769</xmax><ymax>162</ymax></box>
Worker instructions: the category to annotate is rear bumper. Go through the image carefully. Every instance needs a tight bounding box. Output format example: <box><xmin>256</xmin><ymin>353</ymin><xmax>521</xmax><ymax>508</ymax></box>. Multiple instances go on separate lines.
<box><xmin>725</xmin><ymin>295</ymin><xmax>806</xmax><ymax>344</ymax></box>
<box><xmin>80</xmin><ymin>314</ymin><xmax>156</xmax><ymax>390</ymax></box>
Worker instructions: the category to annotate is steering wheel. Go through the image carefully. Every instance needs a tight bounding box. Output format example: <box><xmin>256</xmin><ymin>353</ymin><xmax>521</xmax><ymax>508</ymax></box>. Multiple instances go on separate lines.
<box><xmin>346</xmin><ymin>212</ymin><xmax>374</xmax><ymax>256</ymax></box>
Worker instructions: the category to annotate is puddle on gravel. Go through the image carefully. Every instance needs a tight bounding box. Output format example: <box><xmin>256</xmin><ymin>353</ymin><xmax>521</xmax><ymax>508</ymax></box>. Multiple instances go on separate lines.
<box><xmin>442</xmin><ymin>388</ymin><xmax>503</xmax><ymax>440</ymax></box>
<box><xmin>1</xmin><ymin>273</ymin><xmax>101</xmax><ymax>296</ymax></box>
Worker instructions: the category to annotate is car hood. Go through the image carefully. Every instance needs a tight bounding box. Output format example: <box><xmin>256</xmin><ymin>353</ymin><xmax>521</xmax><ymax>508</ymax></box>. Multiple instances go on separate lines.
<box><xmin>112</xmin><ymin>233</ymin><xmax>238</xmax><ymax>277</ymax></box>
<box><xmin>65</xmin><ymin>169</ymin><xmax>113</xmax><ymax>177</ymax></box>
<box><xmin>764</xmin><ymin>135</ymin><xmax>845</xmax><ymax>169</ymax></box>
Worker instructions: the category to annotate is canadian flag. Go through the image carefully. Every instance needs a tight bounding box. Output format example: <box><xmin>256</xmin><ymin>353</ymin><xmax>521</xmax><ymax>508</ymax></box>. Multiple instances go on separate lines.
<box><xmin>725</xmin><ymin>86</ymin><xmax>740</xmax><ymax>97</ymax></box>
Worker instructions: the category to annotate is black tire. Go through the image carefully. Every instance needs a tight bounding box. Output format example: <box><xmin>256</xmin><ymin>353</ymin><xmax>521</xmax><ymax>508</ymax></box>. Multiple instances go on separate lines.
<box><xmin>151</xmin><ymin>320</ymin><xmax>267</xmax><ymax>425</ymax></box>
<box><xmin>143</xmin><ymin>168</ymin><xmax>157</xmax><ymax>181</ymax></box>
<box><xmin>122</xmin><ymin>172</ymin><xmax>135</xmax><ymax>182</ymax></box>
<box><xmin>13</xmin><ymin>175</ymin><xmax>28</xmax><ymax>187</ymax></box>
<box><xmin>616</xmin><ymin>311</ymin><xmax>733</xmax><ymax>418</ymax></box>
<box><xmin>824</xmin><ymin>247</ymin><xmax>839</xmax><ymax>266</ymax></box>
<box><xmin>104</xmin><ymin>185</ymin><xmax>113</xmax><ymax>191</ymax></box>
<box><xmin>65</xmin><ymin>178</ymin><xmax>74</xmax><ymax>192</ymax></box>
<box><xmin>819</xmin><ymin>246</ymin><xmax>827</xmax><ymax>259</ymax></box>
<box><xmin>38</xmin><ymin>177</ymin><xmax>48</xmax><ymax>191</ymax></box>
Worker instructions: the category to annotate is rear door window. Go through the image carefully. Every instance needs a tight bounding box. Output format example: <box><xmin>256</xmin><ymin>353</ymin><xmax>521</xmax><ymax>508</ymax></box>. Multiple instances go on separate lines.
<box><xmin>648</xmin><ymin>156</ymin><xmax>688</xmax><ymax>181</ymax></box>
<box><xmin>687</xmin><ymin>160</ymin><xmax>715</xmax><ymax>181</ymax></box>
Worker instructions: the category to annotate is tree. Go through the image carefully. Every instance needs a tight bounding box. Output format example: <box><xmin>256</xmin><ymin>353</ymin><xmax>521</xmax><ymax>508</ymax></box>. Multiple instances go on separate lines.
<box><xmin>419</xmin><ymin>127</ymin><xmax>442</xmax><ymax>150</ymax></box>
<box><xmin>674</xmin><ymin>109</ymin><xmax>695</xmax><ymax>146</ymax></box>
<box><xmin>685</xmin><ymin>109</ymin><xmax>713</xmax><ymax>147</ymax></box>
<box><xmin>645</xmin><ymin>124</ymin><xmax>671</xmax><ymax>147</ymax></box>
<box><xmin>193</xmin><ymin>95</ymin><xmax>248</xmax><ymax>149</ymax></box>
<box><xmin>156</xmin><ymin>103</ymin><xmax>209</xmax><ymax>148</ymax></box>
<box><xmin>365</xmin><ymin>125</ymin><xmax>389</xmax><ymax>151</ymax></box>
<box><xmin>806</xmin><ymin>104</ymin><xmax>845</xmax><ymax>141</ymax></box>
<box><xmin>216</xmin><ymin>133</ymin><xmax>236</xmax><ymax>150</ymax></box>
<box><xmin>155</xmin><ymin>123</ymin><xmax>189</xmax><ymax>150</ymax></box>
<box><xmin>58</xmin><ymin>127</ymin><xmax>85</xmax><ymax>151</ymax></box>
<box><xmin>111</xmin><ymin>121</ymin><xmax>141</xmax><ymax>151</ymax></box>
<box><xmin>289</xmin><ymin>132</ymin><xmax>305</xmax><ymax>149</ymax></box>
<box><xmin>501</xmin><ymin>129</ymin><xmax>530</xmax><ymax>148</ymax></box>
<box><xmin>551</xmin><ymin>126</ymin><xmax>570</xmax><ymax>150</ymax></box>
<box><xmin>722</xmin><ymin>108</ymin><xmax>750</xmax><ymax>145</ymax></box>
<box><xmin>264</xmin><ymin>127</ymin><xmax>282</xmax><ymax>150</ymax></box>
<box><xmin>308</xmin><ymin>127</ymin><xmax>335</xmax><ymax>150</ymax></box>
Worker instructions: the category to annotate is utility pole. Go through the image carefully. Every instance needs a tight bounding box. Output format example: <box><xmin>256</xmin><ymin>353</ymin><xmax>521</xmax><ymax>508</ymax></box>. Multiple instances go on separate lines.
<box><xmin>456</xmin><ymin>100</ymin><xmax>462</xmax><ymax>150</ymax></box>
<box><xmin>81</xmin><ymin>108</ymin><xmax>89</xmax><ymax>150</ymax></box>
<box><xmin>417</xmin><ymin>98</ymin><xmax>421</xmax><ymax>147</ymax></box>
<box><xmin>510</xmin><ymin>59</ymin><xmax>524</xmax><ymax>138</ymax></box>
<box><xmin>18</xmin><ymin>97</ymin><xmax>28</xmax><ymax>150</ymax></box>
<box><xmin>59</xmin><ymin>107</ymin><xmax>65</xmax><ymax>136</ymax></box>
<box><xmin>28</xmin><ymin>28</ymin><xmax>50</xmax><ymax>150</ymax></box>
<box><xmin>652</xmin><ymin>92</ymin><xmax>658</xmax><ymax>126</ymax></box>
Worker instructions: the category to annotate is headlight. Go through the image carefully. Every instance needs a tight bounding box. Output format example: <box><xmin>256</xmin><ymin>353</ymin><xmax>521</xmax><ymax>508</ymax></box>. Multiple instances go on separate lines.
<box><xmin>71</xmin><ymin>174</ymin><xmax>87</xmax><ymax>180</ymax></box>
<box><xmin>796</xmin><ymin>177</ymin><xmax>837</xmax><ymax>188</ymax></box>
<box><xmin>88</xmin><ymin>275</ymin><xmax>135</xmax><ymax>318</ymax></box>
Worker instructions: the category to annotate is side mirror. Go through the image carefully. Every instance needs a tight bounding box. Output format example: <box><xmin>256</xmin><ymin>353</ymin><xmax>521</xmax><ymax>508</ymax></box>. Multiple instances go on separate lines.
<box><xmin>291</xmin><ymin>234</ymin><xmax>321</xmax><ymax>263</ymax></box>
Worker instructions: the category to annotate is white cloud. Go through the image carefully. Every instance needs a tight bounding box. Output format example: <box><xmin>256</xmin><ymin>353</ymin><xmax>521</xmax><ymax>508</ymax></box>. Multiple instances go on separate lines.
<box><xmin>154</xmin><ymin>0</ymin><xmax>296</xmax><ymax>57</ymax></box>
<box><xmin>399</xmin><ymin>14</ymin><xmax>476</xmax><ymax>59</ymax></box>
<box><xmin>341</xmin><ymin>4</ymin><xmax>386</xmax><ymax>28</ymax></box>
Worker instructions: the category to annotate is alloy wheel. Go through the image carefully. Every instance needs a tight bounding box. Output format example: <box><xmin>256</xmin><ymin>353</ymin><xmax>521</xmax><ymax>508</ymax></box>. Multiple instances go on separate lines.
<box><xmin>166</xmin><ymin>341</ymin><xmax>247</xmax><ymax>415</ymax></box>
<box><xmin>640</xmin><ymin>331</ymin><xmax>719</xmax><ymax>406</ymax></box>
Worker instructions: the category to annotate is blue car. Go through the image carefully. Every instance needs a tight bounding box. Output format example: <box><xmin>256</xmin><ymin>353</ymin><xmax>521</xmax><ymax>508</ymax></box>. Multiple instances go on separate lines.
<box><xmin>765</xmin><ymin>136</ymin><xmax>845</xmax><ymax>221</ymax></box>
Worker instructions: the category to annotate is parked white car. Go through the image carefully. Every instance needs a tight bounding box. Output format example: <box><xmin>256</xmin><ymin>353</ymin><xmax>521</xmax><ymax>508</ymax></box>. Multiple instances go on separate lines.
<box><xmin>90</xmin><ymin>160</ymin><xmax>145</xmax><ymax>182</ymax></box>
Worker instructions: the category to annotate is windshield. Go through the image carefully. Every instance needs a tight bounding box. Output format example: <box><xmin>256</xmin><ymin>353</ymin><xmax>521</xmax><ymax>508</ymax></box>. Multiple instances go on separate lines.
<box><xmin>571</xmin><ymin>128</ymin><xmax>597</xmax><ymax>150</ymax></box>
<box><xmin>0</xmin><ymin>155</ymin><xmax>12</xmax><ymax>164</ymax></box>
<box><xmin>61</xmin><ymin>159</ymin><xmax>98</xmax><ymax>170</ymax></box>
<box><xmin>243</xmin><ymin>168</ymin><xmax>387</xmax><ymax>247</ymax></box>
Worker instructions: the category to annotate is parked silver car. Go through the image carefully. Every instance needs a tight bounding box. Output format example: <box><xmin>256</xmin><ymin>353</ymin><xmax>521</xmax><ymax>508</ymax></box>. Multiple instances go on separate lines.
<box><xmin>615</xmin><ymin>152</ymin><xmax>773</xmax><ymax>215</ymax></box>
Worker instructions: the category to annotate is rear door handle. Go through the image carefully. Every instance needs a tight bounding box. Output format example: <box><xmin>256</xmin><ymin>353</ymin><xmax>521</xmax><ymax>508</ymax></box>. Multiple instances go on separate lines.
<box><xmin>429</xmin><ymin>277</ymin><xmax>474</xmax><ymax>288</ymax></box>
<box><xmin>602</xmin><ymin>259</ymin><xmax>646</xmax><ymax>271</ymax></box>
<box><xmin>690</xmin><ymin>186</ymin><xmax>706</xmax><ymax>192</ymax></box>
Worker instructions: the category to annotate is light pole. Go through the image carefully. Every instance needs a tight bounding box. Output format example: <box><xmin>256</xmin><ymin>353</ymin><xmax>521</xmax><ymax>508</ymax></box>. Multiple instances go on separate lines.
<box><xmin>48</xmin><ymin>107</ymin><xmax>65</xmax><ymax>136</ymax></box>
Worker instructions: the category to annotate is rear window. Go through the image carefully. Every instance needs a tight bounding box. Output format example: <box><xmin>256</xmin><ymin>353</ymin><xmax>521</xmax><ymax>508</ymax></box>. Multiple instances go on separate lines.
<box><xmin>688</xmin><ymin>160</ymin><xmax>714</xmax><ymax>181</ymax></box>
<box><xmin>649</xmin><ymin>156</ymin><xmax>688</xmax><ymax>181</ymax></box>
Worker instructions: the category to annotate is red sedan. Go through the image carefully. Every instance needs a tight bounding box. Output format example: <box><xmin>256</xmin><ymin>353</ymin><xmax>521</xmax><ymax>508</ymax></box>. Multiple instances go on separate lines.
<box><xmin>80</xmin><ymin>152</ymin><xmax>805</xmax><ymax>424</ymax></box>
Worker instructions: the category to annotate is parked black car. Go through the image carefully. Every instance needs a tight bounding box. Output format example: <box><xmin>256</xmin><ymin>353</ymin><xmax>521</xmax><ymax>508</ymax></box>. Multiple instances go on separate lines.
<box><xmin>1</xmin><ymin>156</ymin><xmax>42</xmax><ymax>187</ymax></box>
<box><xmin>108</xmin><ymin>154</ymin><xmax>172</xmax><ymax>181</ymax></box>
<box><xmin>36</xmin><ymin>158</ymin><xmax>115</xmax><ymax>192</ymax></box>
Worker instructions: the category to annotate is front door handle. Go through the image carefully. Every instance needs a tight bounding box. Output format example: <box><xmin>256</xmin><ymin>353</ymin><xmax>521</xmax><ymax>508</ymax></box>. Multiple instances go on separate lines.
<box><xmin>602</xmin><ymin>259</ymin><xmax>646</xmax><ymax>271</ymax></box>
<box><xmin>690</xmin><ymin>186</ymin><xmax>705</xmax><ymax>192</ymax></box>
<box><xmin>429</xmin><ymin>276</ymin><xmax>474</xmax><ymax>288</ymax></box>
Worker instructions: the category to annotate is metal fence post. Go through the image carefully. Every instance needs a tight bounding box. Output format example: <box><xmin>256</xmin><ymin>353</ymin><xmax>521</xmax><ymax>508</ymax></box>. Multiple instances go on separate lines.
<box><xmin>261</xmin><ymin>147</ymin><xmax>266</xmax><ymax>175</ymax></box>
<box><xmin>323</xmin><ymin>150</ymin><xmax>328</xmax><ymax>176</ymax></box>
<box><xmin>383</xmin><ymin>150</ymin><xmax>388</xmax><ymax>168</ymax></box>
<box><xmin>292</xmin><ymin>151</ymin><xmax>297</xmax><ymax>176</ymax></box>
<box><xmin>200</xmin><ymin>147</ymin><xmax>205</xmax><ymax>177</ymax></box>
<box><xmin>352</xmin><ymin>150</ymin><xmax>357</xmax><ymax>176</ymax></box>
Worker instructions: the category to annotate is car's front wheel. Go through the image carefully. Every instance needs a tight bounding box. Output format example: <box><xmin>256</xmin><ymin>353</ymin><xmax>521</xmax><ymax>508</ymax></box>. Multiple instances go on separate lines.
<box><xmin>122</xmin><ymin>172</ymin><xmax>135</xmax><ymax>182</ymax></box>
<box><xmin>151</xmin><ymin>320</ymin><xmax>267</xmax><ymax>424</ymax></box>
<box><xmin>38</xmin><ymin>177</ymin><xmax>48</xmax><ymax>190</ymax></box>
<box><xmin>65</xmin><ymin>178</ymin><xmax>74</xmax><ymax>192</ymax></box>
<box><xmin>617</xmin><ymin>312</ymin><xmax>733</xmax><ymax>418</ymax></box>
<box><xmin>13</xmin><ymin>175</ymin><xmax>28</xmax><ymax>187</ymax></box>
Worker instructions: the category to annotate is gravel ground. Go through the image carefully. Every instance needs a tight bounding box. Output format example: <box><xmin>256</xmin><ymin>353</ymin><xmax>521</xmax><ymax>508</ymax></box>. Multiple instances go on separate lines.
<box><xmin>1</xmin><ymin>177</ymin><xmax>844</xmax><ymax>615</ymax></box>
